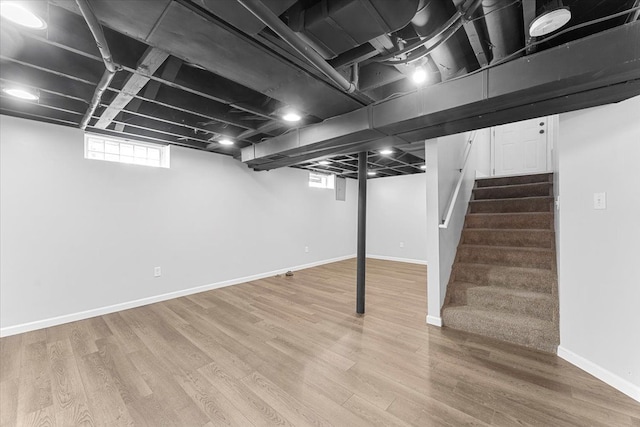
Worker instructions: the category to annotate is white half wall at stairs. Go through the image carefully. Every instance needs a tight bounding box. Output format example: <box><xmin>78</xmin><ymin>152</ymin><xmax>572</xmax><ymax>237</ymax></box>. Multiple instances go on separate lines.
<box><xmin>426</xmin><ymin>129</ymin><xmax>490</xmax><ymax>325</ymax></box>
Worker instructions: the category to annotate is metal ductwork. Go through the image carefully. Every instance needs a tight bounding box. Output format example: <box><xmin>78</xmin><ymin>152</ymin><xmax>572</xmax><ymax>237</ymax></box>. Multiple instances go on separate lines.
<box><xmin>75</xmin><ymin>0</ymin><xmax>119</xmax><ymax>130</ymax></box>
<box><xmin>411</xmin><ymin>0</ymin><xmax>479</xmax><ymax>80</ymax></box>
<box><xmin>287</xmin><ymin>0</ymin><xmax>421</xmax><ymax>59</ymax></box>
<box><xmin>237</xmin><ymin>0</ymin><xmax>356</xmax><ymax>93</ymax></box>
<box><xmin>241</xmin><ymin>22</ymin><xmax>640</xmax><ymax>169</ymax></box>
<box><xmin>482</xmin><ymin>0</ymin><xmax>525</xmax><ymax>63</ymax></box>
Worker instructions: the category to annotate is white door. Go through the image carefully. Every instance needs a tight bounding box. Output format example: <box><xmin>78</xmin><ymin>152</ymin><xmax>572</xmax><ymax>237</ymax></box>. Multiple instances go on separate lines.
<box><xmin>492</xmin><ymin>117</ymin><xmax>550</xmax><ymax>176</ymax></box>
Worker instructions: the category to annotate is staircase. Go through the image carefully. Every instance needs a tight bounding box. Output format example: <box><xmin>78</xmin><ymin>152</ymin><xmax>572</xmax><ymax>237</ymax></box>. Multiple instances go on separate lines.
<box><xmin>442</xmin><ymin>173</ymin><xmax>559</xmax><ymax>353</ymax></box>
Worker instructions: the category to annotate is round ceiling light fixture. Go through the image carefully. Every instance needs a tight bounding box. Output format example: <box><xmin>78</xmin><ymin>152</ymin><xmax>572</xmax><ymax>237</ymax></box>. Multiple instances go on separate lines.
<box><xmin>218</xmin><ymin>138</ymin><xmax>234</xmax><ymax>146</ymax></box>
<box><xmin>2</xmin><ymin>87</ymin><xmax>39</xmax><ymax>101</ymax></box>
<box><xmin>282</xmin><ymin>111</ymin><xmax>301</xmax><ymax>122</ymax></box>
<box><xmin>529</xmin><ymin>0</ymin><xmax>571</xmax><ymax>37</ymax></box>
<box><xmin>420</xmin><ymin>165</ymin><xmax>427</xmax><ymax>170</ymax></box>
<box><xmin>0</xmin><ymin>2</ymin><xmax>47</xmax><ymax>30</ymax></box>
<box><xmin>379</xmin><ymin>149</ymin><xmax>394</xmax><ymax>155</ymax></box>
<box><xmin>367</xmin><ymin>171</ymin><xmax>377</xmax><ymax>176</ymax></box>
<box><xmin>412</xmin><ymin>66</ymin><xmax>427</xmax><ymax>85</ymax></box>
<box><xmin>318</xmin><ymin>160</ymin><xmax>331</xmax><ymax>166</ymax></box>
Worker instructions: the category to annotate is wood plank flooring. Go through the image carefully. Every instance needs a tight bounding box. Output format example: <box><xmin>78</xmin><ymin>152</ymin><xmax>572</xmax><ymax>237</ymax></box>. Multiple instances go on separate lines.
<box><xmin>1</xmin><ymin>258</ymin><xmax>639</xmax><ymax>426</ymax></box>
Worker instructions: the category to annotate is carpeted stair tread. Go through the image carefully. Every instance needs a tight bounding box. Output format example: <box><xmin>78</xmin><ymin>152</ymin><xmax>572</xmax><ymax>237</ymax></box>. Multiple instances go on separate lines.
<box><xmin>476</xmin><ymin>173</ymin><xmax>552</xmax><ymax>188</ymax></box>
<box><xmin>465</xmin><ymin>212</ymin><xmax>553</xmax><ymax>230</ymax></box>
<box><xmin>457</xmin><ymin>244</ymin><xmax>554</xmax><ymax>269</ymax></box>
<box><xmin>443</xmin><ymin>173</ymin><xmax>558</xmax><ymax>353</ymax></box>
<box><xmin>454</xmin><ymin>262</ymin><xmax>554</xmax><ymax>293</ymax></box>
<box><xmin>460</xmin><ymin>244</ymin><xmax>552</xmax><ymax>252</ymax></box>
<box><xmin>473</xmin><ymin>182</ymin><xmax>552</xmax><ymax>200</ymax></box>
<box><xmin>462</xmin><ymin>228</ymin><xmax>554</xmax><ymax>248</ymax></box>
<box><xmin>442</xmin><ymin>306</ymin><xmax>559</xmax><ymax>353</ymax></box>
<box><xmin>470</xmin><ymin>196</ymin><xmax>553</xmax><ymax>213</ymax></box>
<box><xmin>466</xmin><ymin>286</ymin><xmax>555</xmax><ymax>320</ymax></box>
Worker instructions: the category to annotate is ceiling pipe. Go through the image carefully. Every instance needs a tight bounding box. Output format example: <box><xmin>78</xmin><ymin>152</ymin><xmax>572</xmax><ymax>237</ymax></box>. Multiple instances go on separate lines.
<box><xmin>410</xmin><ymin>0</ymin><xmax>479</xmax><ymax>79</ymax></box>
<box><xmin>236</xmin><ymin>0</ymin><xmax>356</xmax><ymax>93</ymax></box>
<box><xmin>75</xmin><ymin>0</ymin><xmax>120</xmax><ymax>129</ymax></box>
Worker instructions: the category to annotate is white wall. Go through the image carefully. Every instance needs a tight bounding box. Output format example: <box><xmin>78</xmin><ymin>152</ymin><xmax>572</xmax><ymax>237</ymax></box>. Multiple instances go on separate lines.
<box><xmin>366</xmin><ymin>173</ymin><xmax>426</xmax><ymax>264</ymax></box>
<box><xmin>426</xmin><ymin>129</ymin><xmax>489</xmax><ymax>325</ymax></box>
<box><xmin>0</xmin><ymin>115</ymin><xmax>357</xmax><ymax>335</ymax></box>
<box><xmin>557</xmin><ymin>95</ymin><xmax>640</xmax><ymax>401</ymax></box>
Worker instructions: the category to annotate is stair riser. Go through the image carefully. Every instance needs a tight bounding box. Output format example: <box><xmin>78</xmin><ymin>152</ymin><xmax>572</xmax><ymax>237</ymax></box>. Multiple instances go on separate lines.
<box><xmin>454</xmin><ymin>264</ymin><xmax>554</xmax><ymax>293</ymax></box>
<box><xmin>457</xmin><ymin>247</ymin><xmax>553</xmax><ymax>269</ymax></box>
<box><xmin>466</xmin><ymin>214</ymin><xmax>553</xmax><ymax>230</ymax></box>
<box><xmin>442</xmin><ymin>310</ymin><xmax>559</xmax><ymax>353</ymax></box>
<box><xmin>476</xmin><ymin>173</ymin><xmax>552</xmax><ymax>188</ymax></box>
<box><xmin>470</xmin><ymin>198</ymin><xmax>552</xmax><ymax>213</ymax></box>
<box><xmin>463</xmin><ymin>230</ymin><xmax>553</xmax><ymax>248</ymax></box>
<box><xmin>466</xmin><ymin>289</ymin><xmax>555</xmax><ymax>320</ymax></box>
<box><xmin>451</xmin><ymin>286</ymin><xmax>470</xmax><ymax>304</ymax></box>
<box><xmin>473</xmin><ymin>183</ymin><xmax>552</xmax><ymax>200</ymax></box>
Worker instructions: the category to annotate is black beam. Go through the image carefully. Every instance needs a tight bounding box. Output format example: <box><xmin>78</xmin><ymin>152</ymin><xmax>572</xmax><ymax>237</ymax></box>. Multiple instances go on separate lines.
<box><xmin>242</xmin><ymin>21</ymin><xmax>640</xmax><ymax>168</ymax></box>
<box><xmin>356</xmin><ymin>151</ymin><xmax>367</xmax><ymax>315</ymax></box>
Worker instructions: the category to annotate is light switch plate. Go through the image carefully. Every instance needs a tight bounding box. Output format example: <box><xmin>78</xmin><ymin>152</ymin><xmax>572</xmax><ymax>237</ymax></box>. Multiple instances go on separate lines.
<box><xmin>593</xmin><ymin>192</ymin><xmax>606</xmax><ymax>210</ymax></box>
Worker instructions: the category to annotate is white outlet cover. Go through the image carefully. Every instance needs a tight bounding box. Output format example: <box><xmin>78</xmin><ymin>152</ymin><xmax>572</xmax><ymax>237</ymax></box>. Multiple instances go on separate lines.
<box><xmin>154</xmin><ymin>267</ymin><xmax>161</xmax><ymax>277</ymax></box>
<box><xmin>593</xmin><ymin>192</ymin><xmax>606</xmax><ymax>210</ymax></box>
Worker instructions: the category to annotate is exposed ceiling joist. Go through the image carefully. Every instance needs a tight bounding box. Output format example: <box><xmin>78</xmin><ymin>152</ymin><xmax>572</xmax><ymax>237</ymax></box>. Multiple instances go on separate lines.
<box><xmin>95</xmin><ymin>47</ymin><xmax>170</xmax><ymax>129</ymax></box>
<box><xmin>242</xmin><ymin>21</ymin><xmax>640</xmax><ymax>170</ymax></box>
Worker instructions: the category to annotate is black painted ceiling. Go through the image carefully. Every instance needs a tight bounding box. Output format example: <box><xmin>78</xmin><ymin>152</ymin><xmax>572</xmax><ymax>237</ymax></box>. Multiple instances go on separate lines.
<box><xmin>1</xmin><ymin>0</ymin><xmax>638</xmax><ymax>178</ymax></box>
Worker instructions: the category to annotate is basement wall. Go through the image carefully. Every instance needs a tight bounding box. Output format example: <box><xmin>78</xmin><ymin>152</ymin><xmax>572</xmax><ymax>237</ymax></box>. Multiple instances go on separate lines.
<box><xmin>366</xmin><ymin>173</ymin><xmax>427</xmax><ymax>264</ymax></box>
<box><xmin>0</xmin><ymin>115</ymin><xmax>358</xmax><ymax>336</ymax></box>
<box><xmin>556</xmin><ymin>95</ymin><xmax>640</xmax><ymax>401</ymax></box>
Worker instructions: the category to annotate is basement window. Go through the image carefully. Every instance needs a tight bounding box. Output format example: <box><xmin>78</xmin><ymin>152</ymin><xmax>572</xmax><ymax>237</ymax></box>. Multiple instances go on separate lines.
<box><xmin>84</xmin><ymin>134</ymin><xmax>170</xmax><ymax>168</ymax></box>
<box><xmin>309</xmin><ymin>171</ymin><xmax>335</xmax><ymax>189</ymax></box>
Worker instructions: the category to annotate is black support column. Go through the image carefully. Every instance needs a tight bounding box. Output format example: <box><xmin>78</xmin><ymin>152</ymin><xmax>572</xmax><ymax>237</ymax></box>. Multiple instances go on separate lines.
<box><xmin>356</xmin><ymin>151</ymin><xmax>367</xmax><ymax>314</ymax></box>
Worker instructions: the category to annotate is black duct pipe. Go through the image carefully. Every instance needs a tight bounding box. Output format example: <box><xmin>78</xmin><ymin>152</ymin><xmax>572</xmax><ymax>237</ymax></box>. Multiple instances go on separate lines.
<box><xmin>76</xmin><ymin>0</ymin><xmax>119</xmax><ymax>129</ymax></box>
<box><xmin>482</xmin><ymin>0</ymin><xmax>524</xmax><ymax>63</ymax></box>
<box><xmin>236</xmin><ymin>0</ymin><xmax>356</xmax><ymax>93</ymax></box>
<box><xmin>411</xmin><ymin>0</ymin><xmax>478</xmax><ymax>80</ymax></box>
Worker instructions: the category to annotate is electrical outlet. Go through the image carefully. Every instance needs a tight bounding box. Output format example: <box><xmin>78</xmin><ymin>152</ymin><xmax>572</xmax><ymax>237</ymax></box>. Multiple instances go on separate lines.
<box><xmin>593</xmin><ymin>192</ymin><xmax>606</xmax><ymax>210</ymax></box>
<box><xmin>399</xmin><ymin>241</ymin><xmax>404</xmax><ymax>248</ymax></box>
<box><xmin>154</xmin><ymin>266</ymin><xmax>161</xmax><ymax>277</ymax></box>
<box><xmin>304</xmin><ymin>246</ymin><xmax>309</xmax><ymax>253</ymax></box>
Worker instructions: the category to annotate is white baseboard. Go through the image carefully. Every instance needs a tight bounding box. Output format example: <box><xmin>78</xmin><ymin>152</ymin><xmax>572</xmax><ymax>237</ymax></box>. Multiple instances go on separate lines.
<box><xmin>558</xmin><ymin>346</ymin><xmax>640</xmax><ymax>403</ymax></box>
<box><xmin>366</xmin><ymin>254</ymin><xmax>427</xmax><ymax>265</ymax></box>
<box><xmin>426</xmin><ymin>315</ymin><xmax>442</xmax><ymax>327</ymax></box>
<box><xmin>0</xmin><ymin>254</ymin><xmax>356</xmax><ymax>338</ymax></box>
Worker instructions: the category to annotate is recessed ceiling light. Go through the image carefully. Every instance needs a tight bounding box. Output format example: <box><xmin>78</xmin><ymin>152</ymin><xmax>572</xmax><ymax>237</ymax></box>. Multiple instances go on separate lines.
<box><xmin>2</xmin><ymin>87</ymin><xmax>39</xmax><ymax>101</ymax></box>
<box><xmin>367</xmin><ymin>171</ymin><xmax>377</xmax><ymax>176</ymax></box>
<box><xmin>412</xmin><ymin>67</ymin><xmax>427</xmax><ymax>85</ymax></box>
<box><xmin>318</xmin><ymin>160</ymin><xmax>331</xmax><ymax>166</ymax></box>
<box><xmin>0</xmin><ymin>2</ymin><xmax>47</xmax><ymax>30</ymax></box>
<box><xmin>219</xmin><ymin>138</ymin><xmax>234</xmax><ymax>145</ymax></box>
<box><xmin>529</xmin><ymin>1</ymin><xmax>571</xmax><ymax>37</ymax></box>
<box><xmin>380</xmin><ymin>149</ymin><xmax>393</xmax><ymax>155</ymax></box>
<box><xmin>283</xmin><ymin>112</ymin><xmax>301</xmax><ymax>122</ymax></box>
<box><xmin>420</xmin><ymin>165</ymin><xmax>427</xmax><ymax>170</ymax></box>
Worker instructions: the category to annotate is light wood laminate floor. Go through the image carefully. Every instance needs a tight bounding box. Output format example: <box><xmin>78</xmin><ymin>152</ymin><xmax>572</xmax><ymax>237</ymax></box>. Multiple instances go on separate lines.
<box><xmin>1</xmin><ymin>258</ymin><xmax>639</xmax><ymax>426</ymax></box>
